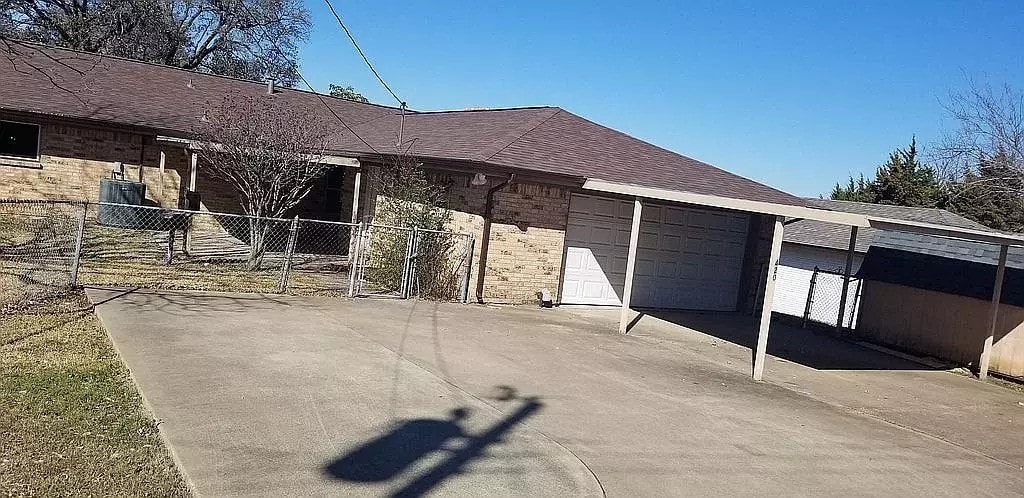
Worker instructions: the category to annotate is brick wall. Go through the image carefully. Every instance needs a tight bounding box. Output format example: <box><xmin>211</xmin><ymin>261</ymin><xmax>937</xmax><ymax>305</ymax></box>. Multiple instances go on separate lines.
<box><xmin>485</xmin><ymin>182</ymin><xmax>569</xmax><ymax>304</ymax></box>
<box><xmin>3</xmin><ymin>114</ymin><xmax>575</xmax><ymax>305</ymax></box>
<box><xmin>0</xmin><ymin>114</ymin><xmax>189</xmax><ymax>206</ymax></box>
<box><xmin>368</xmin><ymin>166</ymin><xmax>572</xmax><ymax>305</ymax></box>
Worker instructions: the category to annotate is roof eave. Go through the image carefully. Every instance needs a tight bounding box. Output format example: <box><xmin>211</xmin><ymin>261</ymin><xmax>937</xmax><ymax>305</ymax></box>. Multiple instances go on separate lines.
<box><xmin>585</xmin><ymin>179</ymin><xmax>1024</xmax><ymax>247</ymax></box>
<box><xmin>583</xmin><ymin>179</ymin><xmax>866</xmax><ymax>225</ymax></box>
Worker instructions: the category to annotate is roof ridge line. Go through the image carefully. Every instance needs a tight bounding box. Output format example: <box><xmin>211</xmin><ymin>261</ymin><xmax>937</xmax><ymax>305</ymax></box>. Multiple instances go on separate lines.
<box><xmin>480</xmin><ymin>108</ymin><xmax>563</xmax><ymax>163</ymax></box>
<box><xmin>414</xmin><ymin>105</ymin><xmax>558</xmax><ymax>114</ymax></box>
<box><xmin>558</xmin><ymin>109</ymin><xmax>802</xmax><ymax>202</ymax></box>
<box><xmin>8</xmin><ymin>40</ymin><xmax>409</xmax><ymax>113</ymax></box>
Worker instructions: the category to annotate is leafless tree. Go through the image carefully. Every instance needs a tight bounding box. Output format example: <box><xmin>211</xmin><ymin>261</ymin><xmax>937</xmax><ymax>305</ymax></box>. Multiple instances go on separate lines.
<box><xmin>193</xmin><ymin>95</ymin><xmax>333</xmax><ymax>268</ymax></box>
<box><xmin>2</xmin><ymin>0</ymin><xmax>309</xmax><ymax>84</ymax></box>
<box><xmin>936</xmin><ymin>80</ymin><xmax>1024</xmax><ymax>199</ymax></box>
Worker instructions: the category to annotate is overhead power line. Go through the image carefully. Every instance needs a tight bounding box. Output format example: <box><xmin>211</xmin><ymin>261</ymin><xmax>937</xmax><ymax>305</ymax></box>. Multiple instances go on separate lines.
<box><xmin>322</xmin><ymin>0</ymin><xmax>405</xmax><ymax>108</ymax></box>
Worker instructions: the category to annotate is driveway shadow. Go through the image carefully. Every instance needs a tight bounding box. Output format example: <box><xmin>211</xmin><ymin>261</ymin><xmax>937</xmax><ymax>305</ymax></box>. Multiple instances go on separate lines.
<box><xmin>638</xmin><ymin>310</ymin><xmax>938</xmax><ymax>372</ymax></box>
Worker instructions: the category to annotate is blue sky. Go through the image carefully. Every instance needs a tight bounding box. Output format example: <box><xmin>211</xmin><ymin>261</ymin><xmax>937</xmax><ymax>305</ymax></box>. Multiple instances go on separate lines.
<box><xmin>298</xmin><ymin>1</ymin><xmax>1024</xmax><ymax>197</ymax></box>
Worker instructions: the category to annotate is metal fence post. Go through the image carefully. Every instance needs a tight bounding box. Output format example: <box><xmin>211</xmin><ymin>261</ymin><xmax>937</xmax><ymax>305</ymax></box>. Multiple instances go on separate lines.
<box><xmin>348</xmin><ymin>222</ymin><xmax>364</xmax><ymax>298</ymax></box>
<box><xmin>357</xmin><ymin>224</ymin><xmax>371</xmax><ymax>296</ymax></box>
<box><xmin>277</xmin><ymin>216</ymin><xmax>300</xmax><ymax>293</ymax></box>
<box><xmin>801</xmin><ymin>267</ymin><xmax>818</xmax><ymax>328</ymax></box>
<box><xmin>410</xmin><ymin>228</ymin><xmax>422</xmax><ymax>298</ymax></box>
<box><xmin>68</xmin><ymin>203</ymin><xmax>87</xmax><ymax>287</ymax></box>
<box><xmin>846</xmin><ymin>278</ymin><xmax>864</xmax><ymax>329</ymax></box>
<box><xmin>400</xmin><ymin>228</ymin><xmax>417</xmax><ymax>299</ymax></box>
<box><xmin>460</xmin><ymin>234</ymin><xmax>475</xmax><ymax>304</ymax></box>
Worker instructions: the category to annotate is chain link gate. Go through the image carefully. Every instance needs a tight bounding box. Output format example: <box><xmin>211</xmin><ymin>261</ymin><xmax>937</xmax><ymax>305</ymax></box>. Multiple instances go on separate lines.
<box><xmin>801</xmin><ymin>266</ymin><xmax>863</xmax><ymax>329</ymax></box>
<box><xmin>351</xmin><ymin>224</ymin><xmax>474</xmax><ymax>302</ymax></box>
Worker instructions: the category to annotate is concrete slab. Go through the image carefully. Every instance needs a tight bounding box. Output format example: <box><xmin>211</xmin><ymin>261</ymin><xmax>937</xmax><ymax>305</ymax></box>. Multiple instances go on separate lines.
<box><xmin>88</xmin><ymin>288</ymin><xmax>599</xmax><ymax>497</ymax></box>
<box><xmin>88</xmin><ymin>288</ymin><xmax>1024</xmax><ymax>496</ymax></box>
<box><xmin>589</xmin><ymin>309</ymin><xmax>1024</xmax><ymax>470</ymax></box>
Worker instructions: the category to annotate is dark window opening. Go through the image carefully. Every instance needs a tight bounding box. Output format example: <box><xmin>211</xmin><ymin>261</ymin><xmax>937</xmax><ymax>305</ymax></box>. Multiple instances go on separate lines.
<box><xmin>0</xmin><ymin>121</ymin><xmax>40</xmax><ymax>160</ymax></box>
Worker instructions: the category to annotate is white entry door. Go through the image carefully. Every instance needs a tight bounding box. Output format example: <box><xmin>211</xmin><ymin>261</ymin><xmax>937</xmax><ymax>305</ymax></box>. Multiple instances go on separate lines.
<box><xmin>561</xmin><ymin>193</ymin><xmax>750</xmax><ymax>311</ymax></box>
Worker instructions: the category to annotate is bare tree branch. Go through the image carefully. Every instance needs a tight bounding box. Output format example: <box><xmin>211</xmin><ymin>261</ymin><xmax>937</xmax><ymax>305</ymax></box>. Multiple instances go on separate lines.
<box><xmin>0</xmin><ymin>34</ymin><xmax>101</xmax><ymax>102</ymax></box>
<box><xmin>192</xmin><ymin>95</ymin><xmax>333</xmax><ymax>268</ymax></box>
<box><xmin>3</xmin><ymin>0</ymin><xmax>309</xmax><ymax>84</ymax></box>
<box><xmin>936</xmin><ymin>80</ymin><xmax>1024</xmax><ymax>186</ymax></box>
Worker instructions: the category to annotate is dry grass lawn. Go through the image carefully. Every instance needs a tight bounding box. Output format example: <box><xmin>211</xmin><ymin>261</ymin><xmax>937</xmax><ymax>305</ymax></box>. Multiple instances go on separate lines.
<box><xmin>0</xmin><ymin>292</ymin><xmax>190</xmax><ymax>496</ymax></box>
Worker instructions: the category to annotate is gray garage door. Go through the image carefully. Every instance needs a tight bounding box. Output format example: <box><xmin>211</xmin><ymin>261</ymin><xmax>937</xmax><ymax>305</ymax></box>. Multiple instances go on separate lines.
<box><xmin>561</xmin><ymin>193</ymin><xmax>750</xmax><ymax>311</ymax></box>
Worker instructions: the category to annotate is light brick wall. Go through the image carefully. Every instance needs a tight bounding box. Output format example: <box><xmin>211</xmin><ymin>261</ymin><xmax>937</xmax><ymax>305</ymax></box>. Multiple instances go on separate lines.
<box><xmin>446</xmin><ymin>172</ymin><xmax>570</xmax><ymax>304</ymax></box>
<box><xmin>369</xmin><ymin>166</ymin><xmax>572</xmax><ymax>305</ymax></box>
<box><xmin>486</xmin><ymin>182</ymin><xmax>569</xmax><ymax>304</ymax></box>
<box><xmin>0</xmin><ymin>114</ymin><xmax>189</xmax><ymax>206</ymax></box>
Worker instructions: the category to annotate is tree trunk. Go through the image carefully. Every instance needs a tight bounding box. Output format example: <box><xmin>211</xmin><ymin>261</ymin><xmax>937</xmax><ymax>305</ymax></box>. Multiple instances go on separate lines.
<box><xmin>248</xmin><ymin>217</ymin><xmax>269</xmax><ymax>270</ymax></box>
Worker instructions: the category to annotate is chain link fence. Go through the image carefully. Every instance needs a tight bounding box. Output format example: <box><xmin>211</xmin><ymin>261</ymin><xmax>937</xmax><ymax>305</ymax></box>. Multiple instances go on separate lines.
<box><xmin>802</xmin><ymin>267</ymin><xmax>863</xmax><ymax>329</ymax></box>
<box><xmin>1</xmin><ymin>199</ymin><xmax>474</xmax><ymax>311</ymax></box>
<box><xmin>0</xmin><ymin>200</ymin><xmax>83</xmax><ymax>313</ymax></box>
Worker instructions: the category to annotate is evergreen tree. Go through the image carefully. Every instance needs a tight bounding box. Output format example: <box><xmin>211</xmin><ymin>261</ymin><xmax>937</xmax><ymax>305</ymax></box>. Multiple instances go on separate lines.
<box><xmin>870</xmin><ymin>137</ymin><xmax>945</xmax><ymax>206</ymax></box>
<box><xmin>329</xmin><ymin>84</ymin><xmax>369</xmax><ymax>103</ymax></box>
<box><xmin>830</xmin><ymin>174</ymin><xmax>873</xmax><ymax>202</ymax></box>
<box><xmin>829</xmin><ymin>138</ymin><xmax>946</xmax><ymax>207</ymax></box>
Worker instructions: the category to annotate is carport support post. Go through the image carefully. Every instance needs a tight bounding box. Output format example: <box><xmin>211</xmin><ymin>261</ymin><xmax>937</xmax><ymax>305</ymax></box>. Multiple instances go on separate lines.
<box><xmin>979</xmin><ymin>244</ymin><xmax>1008</xmax><ymax>380</ymax></box>
<box><xmin>350</xmin><ymin>169</ymin><xmax>361</xmax><ymax>224</ymax></box>
<box><xmin>188</xmin><ymin>151</ymin><xmax>198</xmax><ymax>192</ymax></box>
<box><xmin>836</xmin><ymin>226</ymin><xmax>858</xmax><ymax>333</ymax></box>
<box><xmin>618</xmin><ymin>198</ymin><xmax>643</xmax><ymax>334</ymax></box>
<box><xmin>753</xmin><ymin>216</ymin><xmax>785</xmax><ymax>381</ymax></box>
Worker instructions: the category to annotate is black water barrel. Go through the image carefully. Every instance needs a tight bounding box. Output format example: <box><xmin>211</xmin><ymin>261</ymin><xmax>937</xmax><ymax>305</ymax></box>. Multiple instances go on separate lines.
<box><xmin>98</xmin><ymin>179</ymin><xmax>147</xmax><ymax>227</ymax></box>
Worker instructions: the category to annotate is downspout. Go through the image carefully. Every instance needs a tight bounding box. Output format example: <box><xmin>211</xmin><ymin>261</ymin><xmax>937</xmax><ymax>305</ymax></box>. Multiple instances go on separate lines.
<box><xmin>475</xmin><ymin>174</ymin><xmax>515</xmax><ymax>303</ymax></box>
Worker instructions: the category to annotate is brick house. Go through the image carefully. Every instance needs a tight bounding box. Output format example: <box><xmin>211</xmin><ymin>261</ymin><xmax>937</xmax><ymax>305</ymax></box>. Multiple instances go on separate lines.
<box><xmin>0</xmin><ymin>43</ymin><xmax>830</xmax><ymax>310</ymax></box>
<box><xmin>10</xmin><ymin>43</ymin><xmax>1024</xmax><ymax>381</ymax></box>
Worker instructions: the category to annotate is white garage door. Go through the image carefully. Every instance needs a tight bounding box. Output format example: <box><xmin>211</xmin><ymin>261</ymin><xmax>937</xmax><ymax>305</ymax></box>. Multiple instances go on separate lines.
<box><xmin>561</xmin><ymin>193</ymin><xmax>750</xmax><ymax>310</ymax></box>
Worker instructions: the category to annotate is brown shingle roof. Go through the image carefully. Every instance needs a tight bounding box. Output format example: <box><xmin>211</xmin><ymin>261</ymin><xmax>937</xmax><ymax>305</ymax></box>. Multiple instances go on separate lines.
<box><xmin>1</xmin><ymin>42</ymin><xmax>804</xmax><ymax>207</ymax></box>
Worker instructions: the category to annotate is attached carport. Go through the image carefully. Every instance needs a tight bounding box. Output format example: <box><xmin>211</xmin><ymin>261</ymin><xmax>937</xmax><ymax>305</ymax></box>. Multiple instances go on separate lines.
<box><xmin>580</xmin><ymin>179</ymin><xmax>1024</xmax><ymax>382</ymax></box>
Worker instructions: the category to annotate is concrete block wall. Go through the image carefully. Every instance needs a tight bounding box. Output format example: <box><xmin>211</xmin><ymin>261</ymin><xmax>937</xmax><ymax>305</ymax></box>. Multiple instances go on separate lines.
<box><xmin>0</xmin><ymin>114</ymin><xmax>188</xmax><ymax>206</ymax></box>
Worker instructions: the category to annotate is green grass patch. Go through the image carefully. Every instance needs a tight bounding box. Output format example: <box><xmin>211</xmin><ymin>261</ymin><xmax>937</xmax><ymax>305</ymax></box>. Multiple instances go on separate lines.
<box><xmin>0</xmin><ymin>292</ymin><xmax>189</xmax><ymax>496</ymax></box>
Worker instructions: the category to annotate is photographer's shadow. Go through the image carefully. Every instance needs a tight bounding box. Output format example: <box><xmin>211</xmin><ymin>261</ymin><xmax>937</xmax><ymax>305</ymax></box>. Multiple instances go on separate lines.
<box><xmin>323</xmin><ymin>386</ymin><xmax>543</xmax><ymax>497</ymax></box>
<box><xmin>324</xmin><ymin>408</ymin><xmax>469</xmax><ymax>482</ymax></box>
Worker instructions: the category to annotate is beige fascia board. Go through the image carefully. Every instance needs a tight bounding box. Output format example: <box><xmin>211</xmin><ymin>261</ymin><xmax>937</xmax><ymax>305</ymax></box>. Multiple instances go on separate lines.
<box><xmin>584</xmin><ymin>179</ymin><xmax>1024</xmax><ymax>247</ymax></box>
<box><xmin>582</xmin><ymin>179</ymin><xmax>871</xmax><ymax>227</ymax></box>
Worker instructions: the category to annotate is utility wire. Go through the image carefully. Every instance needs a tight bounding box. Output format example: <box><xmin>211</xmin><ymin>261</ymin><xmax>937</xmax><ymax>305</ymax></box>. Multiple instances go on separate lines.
<box><xmin>235</xmin><ymin>2</ymin><xmax>381</xmax><ymax>155</ymax></box>
<box><xmin>294</xmin><ymin>71</ymin><xmax>382</xmax><ymax>155</ymax></box>
<box><xmin>322</xmin><ymin>0</ymin><xmax>405</xmax><ymax>107</ymax></box>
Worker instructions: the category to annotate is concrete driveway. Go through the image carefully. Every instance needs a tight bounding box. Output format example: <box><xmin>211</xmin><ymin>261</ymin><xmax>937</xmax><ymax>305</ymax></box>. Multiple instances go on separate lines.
<box><xmin>88</xmin><ymin>288</ymin><xmax>1024</xmax><ymax>497</ymax></box>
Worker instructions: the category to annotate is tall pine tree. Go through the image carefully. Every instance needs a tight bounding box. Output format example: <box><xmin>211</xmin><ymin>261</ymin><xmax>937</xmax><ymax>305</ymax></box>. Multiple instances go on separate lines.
<box><xmin>829</xmin><ymin>137</ymin><xmax>945</xmax><ymax>207</ymax></box>
<box><xmin>830</xmin><ymin>174</ymin><xmax>873</xmax><ymax>202</ymax></box>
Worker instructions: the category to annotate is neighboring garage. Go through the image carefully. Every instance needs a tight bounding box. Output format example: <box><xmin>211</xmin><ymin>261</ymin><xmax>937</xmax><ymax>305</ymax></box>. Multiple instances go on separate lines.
<box><xmin>561</xmin><ymin>193</ymin><xmax>750</xmax><ymax>311</ymax></box>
